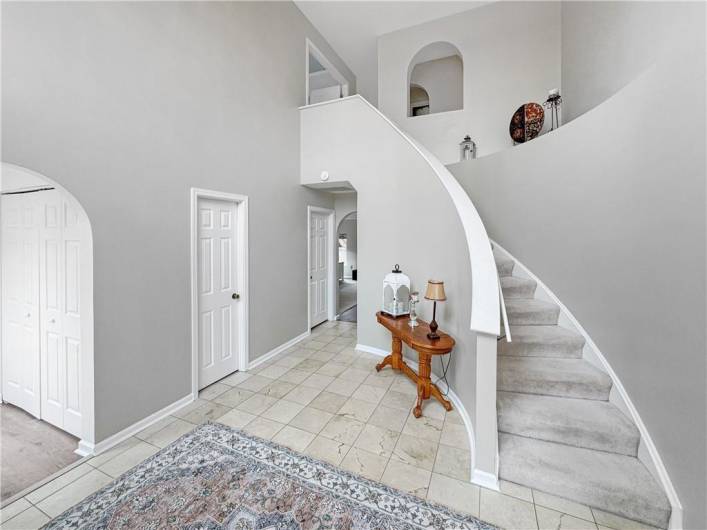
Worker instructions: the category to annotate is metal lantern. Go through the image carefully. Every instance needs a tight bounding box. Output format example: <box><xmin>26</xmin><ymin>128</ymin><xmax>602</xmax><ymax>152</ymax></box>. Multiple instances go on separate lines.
<box><xmin>459</xmin><ymin>135</ymin><xmax>477</xmax><ymax>161</ymax></box>
<box><xmin>382</xmin><ymin>264</ymin><xmax>411</xmax><ymax>317</ymax></box>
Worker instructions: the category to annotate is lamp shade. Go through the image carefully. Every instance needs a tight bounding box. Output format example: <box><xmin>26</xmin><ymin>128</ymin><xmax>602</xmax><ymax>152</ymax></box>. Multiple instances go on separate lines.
<box><xmin>424</xmin><ymin>280</ymin><xmax>446</xmax><ymax>301</ymax></box>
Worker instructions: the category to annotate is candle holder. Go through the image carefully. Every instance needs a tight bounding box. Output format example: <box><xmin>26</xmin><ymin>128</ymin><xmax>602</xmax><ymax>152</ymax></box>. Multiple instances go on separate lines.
<box><xmin>544</xmin><ymin>89</ymin><xmax>562</xmax><ymax>131</ymax></box>
<box><xmin>408</xmin><ymin>292</ymin><xmax>419</xmax><ymax>327</ymax></box>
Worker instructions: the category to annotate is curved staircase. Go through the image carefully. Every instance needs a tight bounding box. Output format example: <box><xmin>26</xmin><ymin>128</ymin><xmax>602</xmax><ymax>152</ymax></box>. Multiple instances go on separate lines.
<box><xmin>495</xmin><ymin>250</ymin><xmax>671</xmax><ymax>529</ymax></box>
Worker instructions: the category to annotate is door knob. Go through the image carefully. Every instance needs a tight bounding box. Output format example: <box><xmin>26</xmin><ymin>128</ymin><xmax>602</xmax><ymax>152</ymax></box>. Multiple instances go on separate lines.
<box><xmin>26</xmin><ymin>313</ymin><xmax>31</xmax><ymax>318</ymax></box>
<box><xmin>232</xmin><ymin>293</ymin><xmax>240</xmax><ymax>300</ymax></box>
<box><xmin>50</xmin><ymin>318</ymin><xmax>56</xmax><ymax>324</ymax></box>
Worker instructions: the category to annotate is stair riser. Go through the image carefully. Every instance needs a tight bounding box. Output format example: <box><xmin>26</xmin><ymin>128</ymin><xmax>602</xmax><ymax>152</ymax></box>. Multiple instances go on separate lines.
<box><xmin>499</xmin><ymin>425</ymin><xmax>639</xmax><ymax>457</ymax></box>
<box><xmin>507</xmin><ymin>308</ymin><xmax>560</xmax><ymax>325</ymax></box>
<box><xmin>497</xmin><ymin>261</ymin><xmax>514</xmax><ymax>277</ymax></box>
<box><xmin>498</xmin><ymin>375</ymin><xmax>611</xmax><ymax>400</ymax></box>
<box><xmin>499</xmin><ymin>340</ymin><xmax>583</xmax><ymax>358</ymax></box>
<box><xmin>501</xmin><ymin>284</ymin><xmax>537</xmax><ymax>299</ymax></box>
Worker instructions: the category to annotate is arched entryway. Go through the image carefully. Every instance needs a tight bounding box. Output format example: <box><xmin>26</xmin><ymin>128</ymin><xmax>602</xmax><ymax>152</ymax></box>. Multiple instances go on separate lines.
<box><xmin>337</xmin><ymin>210</ymin><xmax>357</xmax><ymax>322</ymax></box>
<box><xmin>1</xmin><ymin>163</ymin><xmax>95</xmax><ymax>499</ymax></box>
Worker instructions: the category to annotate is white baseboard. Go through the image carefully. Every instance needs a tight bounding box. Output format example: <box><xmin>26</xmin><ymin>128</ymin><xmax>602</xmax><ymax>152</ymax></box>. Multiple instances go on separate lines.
<box><xmin>354</xmin><ymin>343</ymin><xmax>490</xmax><ymax>490</ymax></box>
<box><xmin>354</xmin><ymin>343</ymin><xmax>388</xmax><ymax>356</ymax></box>
<box><xmin>472</xmin><ymin>469</ymin><xmax>500</xmax><ymax>491</ymax></box>
<box><xmin>75</xmin><ymin>440</ymin><xmax>95</xmax><ymax>457</ymax></box>
<box><xmin>248</xmin><ymin>330</ymin><xmax>310</xmax><ymax>370</ymax></box>
<box><xmin>84</xmin><ymin>393</ymin><xmax>194</xmax><ymax>456</ymax></box>
<box><xmin>491</xmin><ymin>240</ymin><xmax>682</xmax><ymax>527</ymax></box>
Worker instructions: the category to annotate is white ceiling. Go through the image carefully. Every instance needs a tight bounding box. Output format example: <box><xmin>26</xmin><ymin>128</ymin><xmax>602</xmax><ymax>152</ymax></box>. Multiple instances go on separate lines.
<box><xmin>295</xmin><ymin>1</ymin><xmax>487</xmax><ymax>105</ymax></box>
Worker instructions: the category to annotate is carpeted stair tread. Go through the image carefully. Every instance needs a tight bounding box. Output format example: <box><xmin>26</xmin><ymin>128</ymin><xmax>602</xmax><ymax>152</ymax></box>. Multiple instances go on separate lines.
<box><xmin>494</xmin><ymin>251</ymin><xmax>515</xmax><ymax>277</ymax></box>
<box><xmin>499</xmin><ymin>433</ymin><xmax>671</xmax><ymax>529</ymax></box>
<box><xmin>498</xmin><ymin>357</ymin><xmax>612</xmax><ymax>400</ymax></box>
<box><xmin>498</xmin><ymin>391</ymin><xmax>639</xmax><ymax>456</ymax></box>
<box><xmin>505</xmin><ymin>299</ymin><xmax>560</xmax><ymax>325</ymax></box>
<box><xmin>499</xmin><ymin>325</ymin><xmax>585</xmax><ymax>358</ymax></box>
<box><xmin>500</xmin><ymin>276</ymin><xmax>537</xmax><ymax>299</ymax></box>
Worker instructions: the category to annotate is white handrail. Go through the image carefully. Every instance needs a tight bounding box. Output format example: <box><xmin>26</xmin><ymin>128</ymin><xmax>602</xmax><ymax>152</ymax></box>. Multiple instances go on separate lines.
<box><xmin>498</xmin><ymin>273</ymin><xmax>512</xmax><ymax>343</ymax></box>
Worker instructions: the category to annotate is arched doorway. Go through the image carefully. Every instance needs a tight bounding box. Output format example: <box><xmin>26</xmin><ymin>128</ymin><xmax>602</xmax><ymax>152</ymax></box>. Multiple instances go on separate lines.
<box><xmin>337</xmin><ymin>211</ymin><xmax>357</xmax><ymax>322</ymax></box>
<box><xmin>1</xmin><ymin>164</ymin><xmax>95</xmax><ymax>465</ymax></box>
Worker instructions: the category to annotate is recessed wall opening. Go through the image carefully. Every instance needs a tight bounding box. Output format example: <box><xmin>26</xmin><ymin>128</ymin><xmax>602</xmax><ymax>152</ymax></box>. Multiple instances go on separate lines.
<box><xmin>306</xmin><ymin>39</ymin><xmax>349</xmax><ymax>105</ymax></box>
<box><xmin>407</xmin><ymin>42</ymin><xmax>463</xmax><ymax>117</ymax></box>
<box><xmin>337</xmin><ymin>210</ymin><xmax>357</xmax><ymax>323</ymax></box>
<box><xmin>1</xmin><ymin>163</ymin><xmax>95</xmax><ymax>500</ymax></box>
<box><xmin>410</xmin><ymin>84</ymin><xmax>430</xmax><ymax>116</ymax></box>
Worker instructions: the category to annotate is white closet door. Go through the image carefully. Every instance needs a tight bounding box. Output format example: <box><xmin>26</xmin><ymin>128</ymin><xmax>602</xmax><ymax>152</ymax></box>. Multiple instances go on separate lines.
<box><xmin>197</xmin><ymin>198</ymin><xmax>240</xmax><ymax>389</ymax></box>
<box><xmin>1</xmin><ymin>194</ymin><xmax>41</xmax><ymax>418</ymax></box>
<box><xmin>309</xmin><ymin>211</ymin><xmax>328</xmax><ymax>327</ymax></box>
<box><xmin>39</xmin><ymin>191</ymin><xmax>83</xmax><ymax>436</ymax></box>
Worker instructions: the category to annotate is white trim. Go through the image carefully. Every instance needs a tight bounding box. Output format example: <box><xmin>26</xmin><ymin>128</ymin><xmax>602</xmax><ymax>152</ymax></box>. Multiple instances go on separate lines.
<box><xmin>353</xmin><ymin>343</ymin><xmax>388</xmax><ymax>357</ymax></box>
<box><xmin>305</xmin><ymin>38</ymin><xmax>349</xmax><ymax>106</ymax></box>
<box><xmin>75</xmin><ymin>440</ymin><xmax>95</xmax><ymax>457</ymax></box>
<box><xmin>491</xmin><ymin>240</ymin><xmax>682</xmax><ymax>528</ymax></box>
<box><xmin>471</xmin><ymin>469</ymin><xmax>500</xmax><ymax>491</ymax></box>
<box><xmin>248</xmin><ymin>330</ymin><xmax>310</xmax><ymax>371</ymax></box>
<box><xmin>307</xmin><ymin>206</ymin><xmax>336</xmax><ymax>330</ymax></box>
<box><xmin>88</xmin><ymin>394</ymin><xmax>194</xmax><ymax>456</ymax></box>
<box><xmin>355</xmin><ymin>343</ymin><xmax>490</xmax><ymax>490</ymax></box>
<box><xmin>1</xmin><ymin>163</ymin><xmax>96</xmax><ymax>450</ymax></box>
<box><xmin>190</xmin><ymin>188</ymin><xmax>249</xmax><ymax>400</ymax></box>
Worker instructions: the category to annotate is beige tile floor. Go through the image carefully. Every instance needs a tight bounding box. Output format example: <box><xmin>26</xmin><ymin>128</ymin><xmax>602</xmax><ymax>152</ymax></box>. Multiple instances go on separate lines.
<box><xmin>1</xmin><ymin>321</ymin><xmax>658</xmax><ymax>530</ymax></box>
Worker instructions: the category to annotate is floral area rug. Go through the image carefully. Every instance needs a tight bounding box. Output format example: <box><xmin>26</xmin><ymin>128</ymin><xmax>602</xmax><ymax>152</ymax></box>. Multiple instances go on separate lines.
<box><xmin>43</xmin><ymin>422</ymin><xmax>497</xmax><ymax>529</ymax></box>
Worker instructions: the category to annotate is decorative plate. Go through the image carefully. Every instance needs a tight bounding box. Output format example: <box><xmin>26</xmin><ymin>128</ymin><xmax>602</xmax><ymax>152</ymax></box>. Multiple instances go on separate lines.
<box><xmin>509</xmin><ymin>102</ymin><xmax>545</xmax><ymax>143</ymax></box>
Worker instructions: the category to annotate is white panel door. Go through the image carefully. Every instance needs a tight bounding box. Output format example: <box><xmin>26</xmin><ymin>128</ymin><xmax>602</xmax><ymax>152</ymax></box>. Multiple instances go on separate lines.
<box><xmin>310</xmin><ymin>211</ymin><xmax>328</xmax><ymax>327</ymax></box>
<box><xmin>1</xmin><ymin>194</ymin><xmax>41</xmax><ymax>418</ymax></box>
<box><xmin>38</xmin><ymin>190</ymin><xmax>84</xmax><ymax>437</ymax></box>
<box><xmin>198</xmin><ymin>198</ymin><xmax>240</xmax><ymax>389</ymax></box>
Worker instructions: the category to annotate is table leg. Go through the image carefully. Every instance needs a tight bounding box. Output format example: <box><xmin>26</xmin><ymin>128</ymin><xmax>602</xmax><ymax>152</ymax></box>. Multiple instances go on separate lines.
<box><xmin>413</xmin><ymin>352</ymin><xmax>432</xmax><ymax>418</ymax></box>
<box><xmin>376</xmin><ymin>336</ymin><xmax>403</xmax><ymax>372</ymax></box>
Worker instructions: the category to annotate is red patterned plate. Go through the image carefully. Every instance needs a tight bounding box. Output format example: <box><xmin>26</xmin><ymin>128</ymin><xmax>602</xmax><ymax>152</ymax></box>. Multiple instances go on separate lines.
<box><xmin>509</xmin><ymin>103</ymin><xmax>545</xmax><ymax>143</ymax></box>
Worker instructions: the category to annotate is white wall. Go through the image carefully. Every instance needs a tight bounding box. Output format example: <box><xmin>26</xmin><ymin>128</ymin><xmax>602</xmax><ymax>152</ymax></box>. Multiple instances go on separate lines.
<box><xmin>450</xmin><ymin>34</ymin><xmax>705</xmax><ymax>526</ymax></box>
<box><xmin>410</xmin><ymin>55</ymin><xmax>463</xmax><ymax>115</ymax></box>
<box><xmin>378</xmin><ymin>1</ymin><xmax>561</xmax><ymax>164</ymax></box>
<box><xmin>334</xmin><ymin>192</ymin><xmax>357</xmax><ymax>228</ymax></box>
<box><xmin>302</xmin><ymin>96</ymin><xmax>503</xmax><ymax>483</ymax></box>
<box><xmin>561</xmin><ymin>1</ymin><xmax>702</xmax><ymax>123</ymax></box>
<box><xmin>2</xmin><ymin>1</ymin><xmax>355</xmax><ymax>443</ymax></box>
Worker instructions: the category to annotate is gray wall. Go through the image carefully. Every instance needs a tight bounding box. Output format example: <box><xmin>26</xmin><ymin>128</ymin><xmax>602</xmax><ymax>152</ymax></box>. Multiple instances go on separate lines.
<box><xmin>1</xmin><ymin>1</ymin><xmax>355</xmax><ymax>442</ymax></box>
<box><xmin>378</xmin><ymin>1</ymin><xmax>561</xmax><ymax>163</ymax></box>
<box><xmin>561</xmin><ymin>1</ymin><xmax>702</xmax><ymax>122</ymax></box>
<box><xmin>449</xmin><ymin>13</ymin><xmax>705</xmax><ymax>523</ymax></box>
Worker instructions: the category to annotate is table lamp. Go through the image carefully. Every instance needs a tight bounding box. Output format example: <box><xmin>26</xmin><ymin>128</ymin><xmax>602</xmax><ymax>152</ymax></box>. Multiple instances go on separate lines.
<box><xmin>424</xmin><ymin>280</ymin><xmax>446</xmax><ymax>340</ymax></box>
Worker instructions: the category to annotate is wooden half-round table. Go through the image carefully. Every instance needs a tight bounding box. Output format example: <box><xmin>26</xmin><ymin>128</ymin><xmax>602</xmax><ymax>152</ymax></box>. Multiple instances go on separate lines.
<box><xmin>375</xmin><ymin>311</ymin><xmax>455</xmax><ymax>418</ymax></box>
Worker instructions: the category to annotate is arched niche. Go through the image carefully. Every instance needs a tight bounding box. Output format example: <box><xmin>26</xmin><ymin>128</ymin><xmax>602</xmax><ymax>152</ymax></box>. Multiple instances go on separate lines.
<box><xmin>407</xmin><ymin>42</ymin><xmax>463</xmax><ymax>117</ymax></box>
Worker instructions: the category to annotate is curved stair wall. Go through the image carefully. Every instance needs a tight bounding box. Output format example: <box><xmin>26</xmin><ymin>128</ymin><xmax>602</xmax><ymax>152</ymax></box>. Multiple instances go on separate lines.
<box><xmin>300</xmin><ymin>95</ymin><xmax>501</xmax><ymax>487</ymax></box>
<box><xmin>448</xmin><ymin>56</ymin><xmax>705</xmax><ymax>528</ymax></box>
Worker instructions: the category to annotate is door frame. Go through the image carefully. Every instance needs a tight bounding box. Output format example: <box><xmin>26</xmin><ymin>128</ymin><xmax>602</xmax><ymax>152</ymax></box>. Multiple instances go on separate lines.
<box><xmin>1</xmin><ymin>163</ymin><xmax>96</xmax><ymax>455</ymax></box>
<box><xmin>307</xmin><ymin>206</ymin><xmax>336</xmax><ymax>330</ymax></box>
<box><xmin>190</xmin><ymin>188</ymin><xmax>249</xmax><ymax>400</ymax></box>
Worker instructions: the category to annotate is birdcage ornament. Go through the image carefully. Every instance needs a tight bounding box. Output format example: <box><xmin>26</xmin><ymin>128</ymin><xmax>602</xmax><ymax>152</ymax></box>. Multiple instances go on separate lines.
<box><xmin>382</xmin><ymin>264</ymin><xmax>411</xmax><ymax>317</ymax></box>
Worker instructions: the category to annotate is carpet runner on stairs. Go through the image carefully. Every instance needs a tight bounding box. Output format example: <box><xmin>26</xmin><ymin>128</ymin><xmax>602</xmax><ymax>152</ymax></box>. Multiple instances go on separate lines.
<box><xmin>494</xmin><ymin>249</ymin><xmax>671</xmax><ymax>529</ymax></box>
